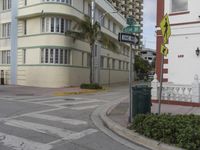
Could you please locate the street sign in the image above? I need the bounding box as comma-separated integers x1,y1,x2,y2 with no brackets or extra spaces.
127,16,135,26
160,44,168,56
118,33,139,45
160,14,171,44
123,25,141,34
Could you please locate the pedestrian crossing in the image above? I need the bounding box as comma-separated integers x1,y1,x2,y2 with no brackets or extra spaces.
0,96,105,150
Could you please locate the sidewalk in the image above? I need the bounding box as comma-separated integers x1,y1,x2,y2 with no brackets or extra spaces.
105,100,200,150
0,85,101,96
109,100,200,128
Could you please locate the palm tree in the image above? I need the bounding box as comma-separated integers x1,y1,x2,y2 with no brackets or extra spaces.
66,15,119,84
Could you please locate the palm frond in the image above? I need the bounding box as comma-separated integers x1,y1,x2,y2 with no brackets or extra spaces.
65,31,86,42
100,33,119,53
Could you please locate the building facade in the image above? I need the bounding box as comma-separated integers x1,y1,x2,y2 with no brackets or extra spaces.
140,48,156,64
0,0,143,87
156,0,200,85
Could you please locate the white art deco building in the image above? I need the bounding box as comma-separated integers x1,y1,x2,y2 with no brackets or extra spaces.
0,0,143,87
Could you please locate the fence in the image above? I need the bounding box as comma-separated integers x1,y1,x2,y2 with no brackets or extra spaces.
151,74,200,103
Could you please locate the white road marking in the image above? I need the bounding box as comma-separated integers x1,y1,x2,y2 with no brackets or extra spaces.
69,105,99,110
0,132,52,150
24,114,87,125
5,120,75,137
5,120,97,140
34,99,66,104
48,129,98,145
54,100,102,106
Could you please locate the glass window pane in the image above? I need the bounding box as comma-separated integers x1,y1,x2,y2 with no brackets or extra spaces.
172,0,188,12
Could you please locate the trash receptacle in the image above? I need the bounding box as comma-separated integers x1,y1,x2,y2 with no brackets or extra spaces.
132,85,151,118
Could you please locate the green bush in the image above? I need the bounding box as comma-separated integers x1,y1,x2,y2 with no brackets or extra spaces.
129,114,200,150
80,83,102,89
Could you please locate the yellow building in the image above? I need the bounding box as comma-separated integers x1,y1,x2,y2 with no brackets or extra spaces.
0,0,143,87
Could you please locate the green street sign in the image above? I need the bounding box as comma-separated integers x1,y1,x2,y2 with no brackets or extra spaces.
123,25,141,33
127,17,135,26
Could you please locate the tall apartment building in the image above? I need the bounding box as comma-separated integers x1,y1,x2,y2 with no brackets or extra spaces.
107,0,143,49
0,0,140,87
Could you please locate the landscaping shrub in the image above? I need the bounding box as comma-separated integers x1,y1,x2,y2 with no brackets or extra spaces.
129,114,200,150
80,83,102,89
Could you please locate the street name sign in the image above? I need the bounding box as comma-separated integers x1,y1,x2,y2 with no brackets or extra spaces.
160,14,171,44
123,25,141,34
118,33,139,45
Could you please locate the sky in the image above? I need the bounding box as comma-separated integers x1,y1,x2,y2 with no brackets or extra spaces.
143,0,157,49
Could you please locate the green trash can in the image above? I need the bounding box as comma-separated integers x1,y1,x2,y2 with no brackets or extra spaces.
132,85,151,119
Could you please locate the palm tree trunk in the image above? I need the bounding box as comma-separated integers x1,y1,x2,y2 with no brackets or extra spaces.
90,44,94,84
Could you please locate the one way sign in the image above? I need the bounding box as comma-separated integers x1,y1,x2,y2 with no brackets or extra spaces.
118,33,139,45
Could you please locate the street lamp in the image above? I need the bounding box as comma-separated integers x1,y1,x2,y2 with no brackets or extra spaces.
196,47,200,56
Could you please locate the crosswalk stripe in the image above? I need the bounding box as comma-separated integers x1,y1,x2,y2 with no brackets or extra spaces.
48,129,98,145
5,120,97,140
69,105,99,110
24,114,87,125
34,99,65,104
0,132,52,150
53,100,102,106
5,120,75,137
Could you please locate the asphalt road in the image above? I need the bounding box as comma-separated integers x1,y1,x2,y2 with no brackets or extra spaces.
0,85,148,150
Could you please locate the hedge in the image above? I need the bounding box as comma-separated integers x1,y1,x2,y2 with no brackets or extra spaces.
129,114,200,150
80,83,102,89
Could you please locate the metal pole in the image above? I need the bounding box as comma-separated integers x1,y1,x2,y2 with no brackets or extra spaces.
11,0,18,84
107,54,111,87
91,0,95,83
158,55,164,114
129,44,133,123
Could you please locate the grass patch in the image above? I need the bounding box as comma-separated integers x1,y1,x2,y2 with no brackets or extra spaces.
129,114,200,150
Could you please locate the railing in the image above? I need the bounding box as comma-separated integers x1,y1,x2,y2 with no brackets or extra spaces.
151,74,200,103
159,84,192,102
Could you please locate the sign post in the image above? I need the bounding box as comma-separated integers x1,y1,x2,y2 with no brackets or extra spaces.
158,14,171,114
118,17,141,122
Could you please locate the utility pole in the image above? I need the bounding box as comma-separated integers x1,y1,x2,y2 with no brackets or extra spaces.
11,0,18,84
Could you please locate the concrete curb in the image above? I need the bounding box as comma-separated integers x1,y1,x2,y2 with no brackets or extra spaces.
100,100,184,150
54,88,107,96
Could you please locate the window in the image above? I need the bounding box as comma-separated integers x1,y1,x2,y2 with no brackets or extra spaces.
23,49,26,64
41,48,71,64
1,23,11,38
87,53,91,67
41,17,71,33
171,0,188,12
0,50,10,64
112,59,115,69
42,0,71,5
113,23,116,33
100,56,104,68
107,57,110,68
119,60,121,70
3,0,11,10
24,20,27,35
108,19,111,30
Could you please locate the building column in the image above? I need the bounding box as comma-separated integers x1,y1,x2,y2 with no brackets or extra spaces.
10,0,18,84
